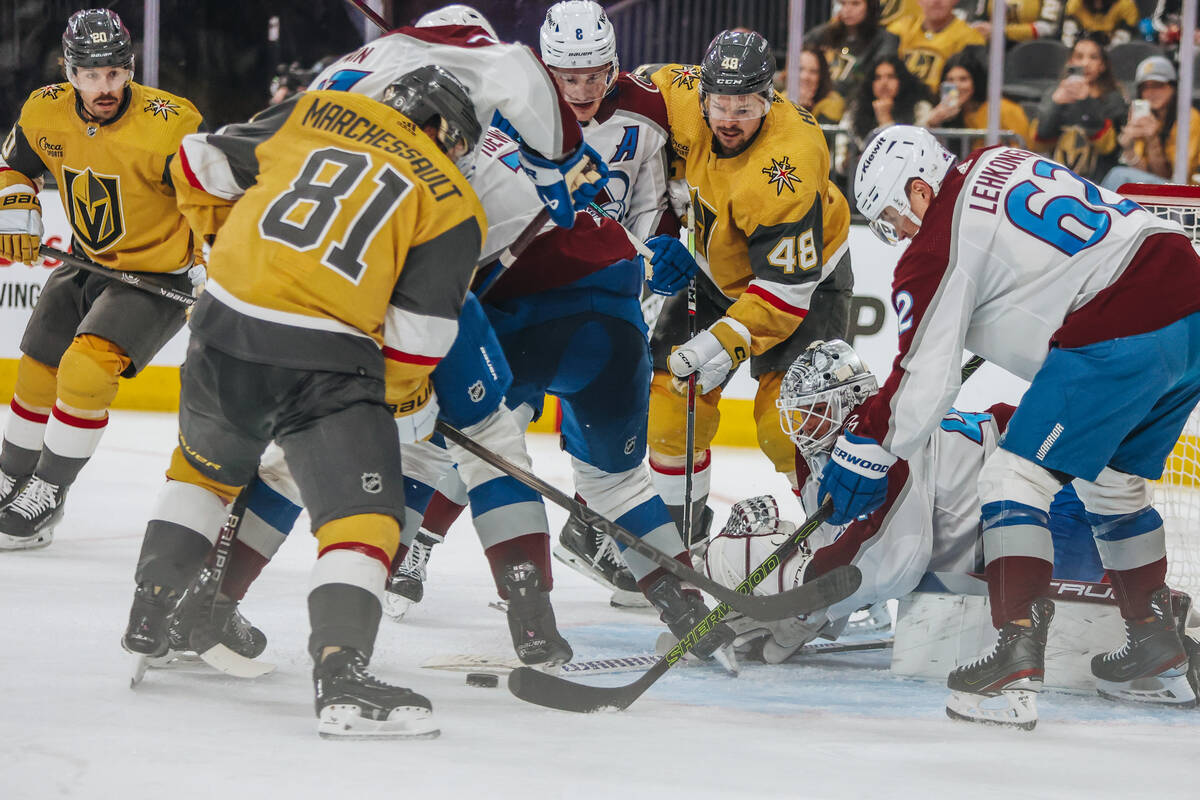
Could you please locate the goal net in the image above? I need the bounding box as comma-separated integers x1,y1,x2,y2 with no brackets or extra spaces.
1120,183,1200,596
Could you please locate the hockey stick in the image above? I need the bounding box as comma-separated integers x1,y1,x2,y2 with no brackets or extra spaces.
682,206,698,548
41,245,196,307
961,354,985,382
436,420,854,621
506,497,858,712
345,0,391,31
168,488,275,678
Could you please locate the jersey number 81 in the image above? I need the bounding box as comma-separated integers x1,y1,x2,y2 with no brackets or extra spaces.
259,147,413,284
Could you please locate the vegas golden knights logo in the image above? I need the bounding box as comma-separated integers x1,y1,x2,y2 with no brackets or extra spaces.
904,50,941,85
60,166,125,252
688,187,718,260
1053,127,1098,180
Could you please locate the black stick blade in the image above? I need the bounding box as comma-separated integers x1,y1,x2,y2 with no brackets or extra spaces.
732,564,862,621
508,660,668,713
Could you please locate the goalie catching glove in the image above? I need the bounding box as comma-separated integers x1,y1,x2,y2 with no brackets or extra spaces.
642,235,698,296
667,316,750,394
819,432,896,525
0,183,43,265
517,141,609,229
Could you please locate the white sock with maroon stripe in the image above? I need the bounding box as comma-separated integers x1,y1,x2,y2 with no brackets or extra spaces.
648,450,712,508
1,400,48,477
38,404,108,486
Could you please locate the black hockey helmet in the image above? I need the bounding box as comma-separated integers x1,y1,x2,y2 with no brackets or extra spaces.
62,9,135,72
381,65,481,168
699,30,775,98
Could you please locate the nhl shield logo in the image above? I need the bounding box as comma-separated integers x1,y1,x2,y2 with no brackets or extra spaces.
361,472,382,494
468,380,486,403
60,166,125,252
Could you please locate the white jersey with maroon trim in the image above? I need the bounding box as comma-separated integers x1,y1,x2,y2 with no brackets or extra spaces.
853,145,1200,460
309,24,581,162
582,73,673,241
708,405,1012,624
468,126,634,299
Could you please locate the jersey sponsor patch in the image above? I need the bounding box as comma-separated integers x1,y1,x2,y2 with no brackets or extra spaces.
60,165,125,252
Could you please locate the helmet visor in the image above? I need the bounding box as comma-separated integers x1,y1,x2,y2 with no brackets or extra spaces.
70,64,132,92
436,116,475,170
549,65,616,104
867,205,908,245
703,92,770,122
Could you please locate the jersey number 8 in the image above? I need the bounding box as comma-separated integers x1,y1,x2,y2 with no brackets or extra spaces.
766,230,818,274
259,147,412,284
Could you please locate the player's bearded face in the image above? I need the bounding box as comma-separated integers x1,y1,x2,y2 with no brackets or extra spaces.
70,66,132,120
705,93,768,152
550,64,616,122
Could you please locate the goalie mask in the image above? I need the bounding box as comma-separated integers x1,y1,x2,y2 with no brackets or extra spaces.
854,125,955,245
777,340,879,457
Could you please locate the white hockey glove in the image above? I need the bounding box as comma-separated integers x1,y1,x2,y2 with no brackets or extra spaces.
0,184,43,265
394,389,439,444
667,316,750,394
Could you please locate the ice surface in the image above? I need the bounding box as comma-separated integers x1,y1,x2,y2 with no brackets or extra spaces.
1,411,1196,799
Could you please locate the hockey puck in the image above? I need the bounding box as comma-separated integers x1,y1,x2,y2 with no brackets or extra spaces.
466,672,499,688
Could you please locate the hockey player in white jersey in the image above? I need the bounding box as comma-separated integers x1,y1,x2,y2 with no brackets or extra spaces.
821,126,1200,727
308,4,609,230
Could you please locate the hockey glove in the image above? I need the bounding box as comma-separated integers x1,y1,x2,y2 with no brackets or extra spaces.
392,381,440,444
517,141,610,229
643,234,698,296
667,316,750,394
0,185,43,265
819,432,896,525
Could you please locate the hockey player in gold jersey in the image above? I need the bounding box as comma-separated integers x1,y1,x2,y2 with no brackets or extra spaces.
646,31,854,540
0,9,203,550
888,0,987,92
122,66,486,739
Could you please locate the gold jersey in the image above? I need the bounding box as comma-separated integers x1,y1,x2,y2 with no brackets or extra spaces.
650,64,850,355
0,81,202,273
888,15,987,91
173,89,486,393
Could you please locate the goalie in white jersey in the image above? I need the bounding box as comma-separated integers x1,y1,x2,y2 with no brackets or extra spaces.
705,340,1110,661
818,126,1200,728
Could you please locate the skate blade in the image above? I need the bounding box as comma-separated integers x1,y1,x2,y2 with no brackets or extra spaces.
130,655,150,688
0,529,53,551
383,592,414,621
197,642,276,678
1095,670,1199,708
317,704,440,740
609,589,652,609
945,689,1038,730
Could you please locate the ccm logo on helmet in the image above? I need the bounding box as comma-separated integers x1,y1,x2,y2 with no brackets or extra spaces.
831,446,890,473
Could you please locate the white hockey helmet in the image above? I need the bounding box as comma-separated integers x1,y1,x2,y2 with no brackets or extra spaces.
777,340,879,457
854,125,955,245
540,1,619,71
415,4,497,39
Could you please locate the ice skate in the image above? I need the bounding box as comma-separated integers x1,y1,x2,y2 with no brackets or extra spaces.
122,583,176,659
847,600,894,635
946,597,1054,731
645,573,736,670
314,648,439,739
0,467,30,511
1091,587,1196,708
553,515,649,608
499,560,573,667
0,476,66,550
384,530,441,620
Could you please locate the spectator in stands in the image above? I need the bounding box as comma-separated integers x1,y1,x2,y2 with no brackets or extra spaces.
879,0,920,26
1032,33,1127,182
795,45,846,124
836,55,932,172
963,0,1066,44
1102,55,1200,188
1062,0,1139,47
924,51,1032,147
804,0,899,101
888,0,986,92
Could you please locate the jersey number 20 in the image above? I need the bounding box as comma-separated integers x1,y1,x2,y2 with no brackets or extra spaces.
259,147,412,283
